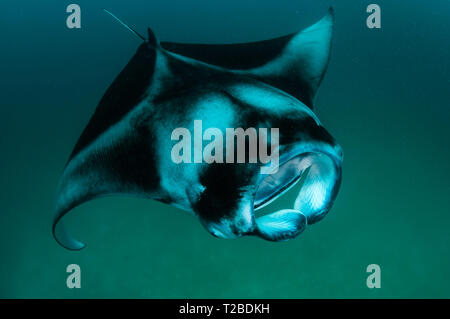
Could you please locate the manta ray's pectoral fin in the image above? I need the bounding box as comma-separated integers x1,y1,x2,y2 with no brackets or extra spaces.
160,8,334,108
246,7,334,108
52,36,162,250
53,118,161,250
52,20,171,250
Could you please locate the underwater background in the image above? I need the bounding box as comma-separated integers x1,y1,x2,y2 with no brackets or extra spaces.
0,0,449,298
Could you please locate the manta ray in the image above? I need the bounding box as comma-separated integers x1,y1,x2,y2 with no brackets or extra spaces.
53,8,343,250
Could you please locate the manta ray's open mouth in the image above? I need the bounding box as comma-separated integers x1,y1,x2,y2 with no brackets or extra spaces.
252,152,342,241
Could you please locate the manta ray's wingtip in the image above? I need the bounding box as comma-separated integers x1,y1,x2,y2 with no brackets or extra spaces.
322,6,335,25
314,7,334,28
327,7,335,25
328,6,335,16
52,221,87,251
52,205,87,251
53,230,87,251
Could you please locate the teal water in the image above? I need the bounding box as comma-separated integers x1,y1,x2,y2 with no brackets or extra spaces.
0,0,449,298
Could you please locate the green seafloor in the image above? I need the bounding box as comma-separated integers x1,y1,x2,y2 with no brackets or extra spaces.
0,0,449,298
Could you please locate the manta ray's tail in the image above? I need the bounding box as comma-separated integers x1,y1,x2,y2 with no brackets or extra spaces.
103,9,159,48
102,9,146,42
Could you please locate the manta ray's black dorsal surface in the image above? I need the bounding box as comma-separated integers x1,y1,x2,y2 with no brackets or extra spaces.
161,8,334,108
54,8,343,250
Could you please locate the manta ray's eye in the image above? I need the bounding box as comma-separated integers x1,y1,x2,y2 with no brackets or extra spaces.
253,152,342,240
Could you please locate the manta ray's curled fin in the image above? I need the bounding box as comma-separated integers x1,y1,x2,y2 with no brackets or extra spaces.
161,7,334,108
255,210,307,241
